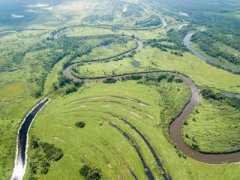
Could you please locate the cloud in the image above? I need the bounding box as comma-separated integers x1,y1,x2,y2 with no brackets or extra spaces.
179,12,190,17
28,3,50,8
11,14,24,18
28,3,53,10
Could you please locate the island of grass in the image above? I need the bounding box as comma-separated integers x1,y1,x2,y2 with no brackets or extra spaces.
183,89,240,153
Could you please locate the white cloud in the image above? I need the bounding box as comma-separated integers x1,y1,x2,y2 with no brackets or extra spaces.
179,12,190,17
27,3,53,10
29,3,50,8
11,14,24,18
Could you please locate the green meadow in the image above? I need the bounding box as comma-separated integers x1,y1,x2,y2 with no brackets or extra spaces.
0,0,240,179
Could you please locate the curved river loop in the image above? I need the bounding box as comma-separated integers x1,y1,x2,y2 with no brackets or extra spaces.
63,37,240,164
11,27,240,179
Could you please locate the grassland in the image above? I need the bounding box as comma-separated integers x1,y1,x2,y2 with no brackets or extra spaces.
183,98,240,153
1,0,240,179
0,30,51,179
70,43,240,93
73,40,137,63
25,80,240,180
135,46,240,93
25,79,191,179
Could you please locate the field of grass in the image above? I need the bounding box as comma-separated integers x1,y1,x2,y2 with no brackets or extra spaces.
1,0,240,179
72,58,142,78
73,40,137,63
71,45,240,94
25,80,189,179
135,46,240,93
183,98,240,153
25,80,240,180
0,30,51,178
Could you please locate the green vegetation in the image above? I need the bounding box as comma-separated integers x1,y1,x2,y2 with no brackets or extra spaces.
28,137,63,179
75,121,86,128
183,97,240,153
103,77,117,84
183,88,240,153
201,88,240,110
25,80,192,179
80,164,102,180
0,0,240,179
146,27,194,56
192,31,240,71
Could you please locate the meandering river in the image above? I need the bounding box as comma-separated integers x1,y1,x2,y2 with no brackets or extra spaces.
11,30,240,180
63,38,240,164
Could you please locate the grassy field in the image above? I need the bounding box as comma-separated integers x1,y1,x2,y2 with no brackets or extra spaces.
183,98,240,153
71,45,240,94
73,40,137,63
0,30,50,179
25,80,190,179
1,0,240,179
135,46,240,93
72,58,142,78
25,80,240,180
0,70,42,179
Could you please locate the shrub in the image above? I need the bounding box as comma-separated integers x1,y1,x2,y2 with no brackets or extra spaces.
131,74,142,80
157,75,167,82
201,89,224,100
174,78,183,83
58,75,72,87
31,138,39,149
167,75,174,83
87,168,102,180
80,165,91,177
40,142,64,161
34,89,42,98
80,164,102,180
65,86,77,94
74,81,81,88
202,88,240,110
103,77,117,83
225,97,240,110
192,142,199,149
40,160,50,174
75,121,86,128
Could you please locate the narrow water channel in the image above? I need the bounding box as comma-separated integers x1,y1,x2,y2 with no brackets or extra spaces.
11,98,49,180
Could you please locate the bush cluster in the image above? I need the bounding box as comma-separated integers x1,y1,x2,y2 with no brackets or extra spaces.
29,138,64,179
201,88,240,110
80,165,102,180
75,121,86,128
53,75,84,95
103,77,117,83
